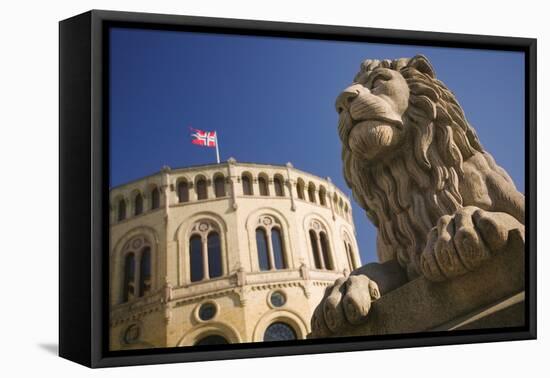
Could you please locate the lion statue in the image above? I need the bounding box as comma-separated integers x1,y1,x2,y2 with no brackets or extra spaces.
310,55,525,337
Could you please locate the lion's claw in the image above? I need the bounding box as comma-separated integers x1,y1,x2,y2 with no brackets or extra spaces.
420,206,524,282
311,275,379,335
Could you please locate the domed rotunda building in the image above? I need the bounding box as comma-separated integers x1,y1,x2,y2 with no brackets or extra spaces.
109,159,361,350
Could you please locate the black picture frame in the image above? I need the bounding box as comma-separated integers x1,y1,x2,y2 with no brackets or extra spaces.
59,9,537,368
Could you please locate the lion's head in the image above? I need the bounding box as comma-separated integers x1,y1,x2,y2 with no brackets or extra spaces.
337,55,485,277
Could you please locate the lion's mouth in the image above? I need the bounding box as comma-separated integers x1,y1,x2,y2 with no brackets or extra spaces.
338,110,403,148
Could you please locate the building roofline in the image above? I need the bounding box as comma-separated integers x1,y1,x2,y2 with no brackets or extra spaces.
110,160,351,200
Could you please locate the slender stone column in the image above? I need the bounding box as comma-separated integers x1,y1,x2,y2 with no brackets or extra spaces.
327,177,336,221
202,237,209,280
227,157,238,210
316,233,325,269
266,229,276,270
285,162,296,211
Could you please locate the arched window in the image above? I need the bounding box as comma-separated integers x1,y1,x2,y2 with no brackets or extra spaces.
320,232,333,270
214,175,226,198
256,228,270,271
263,322,297,342
151,187,160,210
133,193,143,216
196,177,207,200
207,232,222,278
309,220,333,270
139,247,151,296
242,174,253,195
195,335,229,345
319,187,327,206
189,235,203,282
122,253,135,302
178,180,189,203
117,199,126,221
308,183,316,203
120,236,153,303
333,195,339,214
271,228,286,269
258,175,269,196
338,198,344,217
255,215,288,271
274,176,285,197
296,179,305,200
188,220,224,282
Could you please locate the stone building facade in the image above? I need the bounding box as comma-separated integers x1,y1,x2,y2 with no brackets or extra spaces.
109,159,361,350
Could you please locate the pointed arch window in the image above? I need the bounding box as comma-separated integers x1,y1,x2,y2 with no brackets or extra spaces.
117,199,126,221
178,180,189,203
255,215,288,271
134,193,143,216
188,221,224,282
151,187,160,210
196,177,208,200
214,175,226,197
274,176,285,197
308,220,334,270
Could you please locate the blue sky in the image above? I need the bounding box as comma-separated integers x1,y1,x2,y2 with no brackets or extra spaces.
110,27,525,264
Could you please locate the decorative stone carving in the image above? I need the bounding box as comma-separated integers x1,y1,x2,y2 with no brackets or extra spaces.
311,55,525,337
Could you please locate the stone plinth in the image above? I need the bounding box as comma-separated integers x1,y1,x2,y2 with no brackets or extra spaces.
309,239,525,338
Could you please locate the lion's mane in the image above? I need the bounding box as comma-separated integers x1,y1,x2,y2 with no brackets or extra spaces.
341,57,486,278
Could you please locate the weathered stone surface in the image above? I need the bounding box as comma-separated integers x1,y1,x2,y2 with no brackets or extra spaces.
310,241,524,338
311,55,525,337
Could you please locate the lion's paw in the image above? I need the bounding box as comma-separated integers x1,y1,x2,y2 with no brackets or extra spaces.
420,206,524,282
311,275,380,337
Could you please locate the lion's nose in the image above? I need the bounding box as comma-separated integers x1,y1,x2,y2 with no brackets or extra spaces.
335,84,365,114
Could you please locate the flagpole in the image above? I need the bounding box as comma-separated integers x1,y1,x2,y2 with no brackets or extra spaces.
215,131,220,164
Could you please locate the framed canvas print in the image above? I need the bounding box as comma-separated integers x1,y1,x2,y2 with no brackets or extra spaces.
59,10,536,368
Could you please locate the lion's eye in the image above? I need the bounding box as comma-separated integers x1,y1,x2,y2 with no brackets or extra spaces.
371,72,391,88
372,77,387,88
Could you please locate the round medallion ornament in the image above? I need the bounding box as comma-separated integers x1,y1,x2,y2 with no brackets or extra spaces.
312,221,320,230
198,302,217,321
123,324,140,344
132,238,143,249
270,291,286,307
262,217,273,226
198,222,209,232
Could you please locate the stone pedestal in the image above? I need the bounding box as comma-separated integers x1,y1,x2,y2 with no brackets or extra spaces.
309,243,525,338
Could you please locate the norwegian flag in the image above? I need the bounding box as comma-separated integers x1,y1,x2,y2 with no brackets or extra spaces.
190,127,217,148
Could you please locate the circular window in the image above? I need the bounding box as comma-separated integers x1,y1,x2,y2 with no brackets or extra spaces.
270,291,286,307
263,322,297,342
123,324,140,344
195,334,229,346
198,302,217,321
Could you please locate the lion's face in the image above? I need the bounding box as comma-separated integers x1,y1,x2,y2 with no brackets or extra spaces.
336,67,410,161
